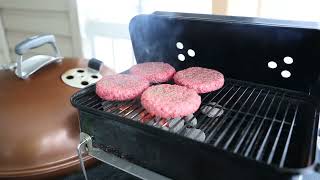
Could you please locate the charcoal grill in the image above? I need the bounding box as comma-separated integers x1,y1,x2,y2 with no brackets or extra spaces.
71,12,320,180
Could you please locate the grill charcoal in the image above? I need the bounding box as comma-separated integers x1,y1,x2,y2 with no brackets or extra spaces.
184,114,197,126
183,128,206,142
201,102,224,118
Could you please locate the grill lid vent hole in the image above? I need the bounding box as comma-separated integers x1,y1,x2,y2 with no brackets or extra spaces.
178,54,185,61
187,49,195,57
284,56,293,64
66,75,74,79
176,42,184,49
281,70,291,78
81,81,89,86
268,61,277,69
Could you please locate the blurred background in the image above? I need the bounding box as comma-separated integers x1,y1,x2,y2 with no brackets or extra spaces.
0,0,319,72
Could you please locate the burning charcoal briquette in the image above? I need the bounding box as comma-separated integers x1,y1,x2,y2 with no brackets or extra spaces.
201,102,224,118
184,128,206,142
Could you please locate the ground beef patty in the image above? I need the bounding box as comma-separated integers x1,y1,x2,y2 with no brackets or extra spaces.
129,62,176,83
96,74,149,101
141,84,201,118
173,67,224,94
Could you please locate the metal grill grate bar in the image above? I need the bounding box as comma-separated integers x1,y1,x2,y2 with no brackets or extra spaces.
244,92,279,156
232,90,271,153
199,86,241,134
190,86,241,140
279,105,299,167
222,108,292,125
121,105,142,118
174,86,232,136
118,101,137,114
205,87,250,143
128,108,145,120
223,89,263,149
267,103,291,163
85,97,101,107
197,86,237,130
211,88,257,146
255,93,286,160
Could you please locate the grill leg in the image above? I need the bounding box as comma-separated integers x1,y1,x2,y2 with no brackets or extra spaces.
291,175,303,180
77,133,93,180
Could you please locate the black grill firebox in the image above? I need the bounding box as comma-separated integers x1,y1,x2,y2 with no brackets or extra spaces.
71,12,320,180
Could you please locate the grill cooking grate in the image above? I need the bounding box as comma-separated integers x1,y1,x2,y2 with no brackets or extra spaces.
75,79,318,168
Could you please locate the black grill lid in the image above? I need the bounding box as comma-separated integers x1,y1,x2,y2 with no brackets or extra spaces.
129,12,320,97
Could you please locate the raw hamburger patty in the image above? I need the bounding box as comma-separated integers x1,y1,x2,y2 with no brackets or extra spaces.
141,84,201,118
96,74,149,101
129,62,176,83
173,67,224,93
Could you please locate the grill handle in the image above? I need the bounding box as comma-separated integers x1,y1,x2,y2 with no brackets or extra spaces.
14,34,62,79
15,34,60,56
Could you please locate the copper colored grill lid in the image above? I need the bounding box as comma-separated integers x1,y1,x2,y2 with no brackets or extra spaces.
0,58,114,178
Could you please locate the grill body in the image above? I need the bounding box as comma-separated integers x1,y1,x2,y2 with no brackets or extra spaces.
71,13,320,180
